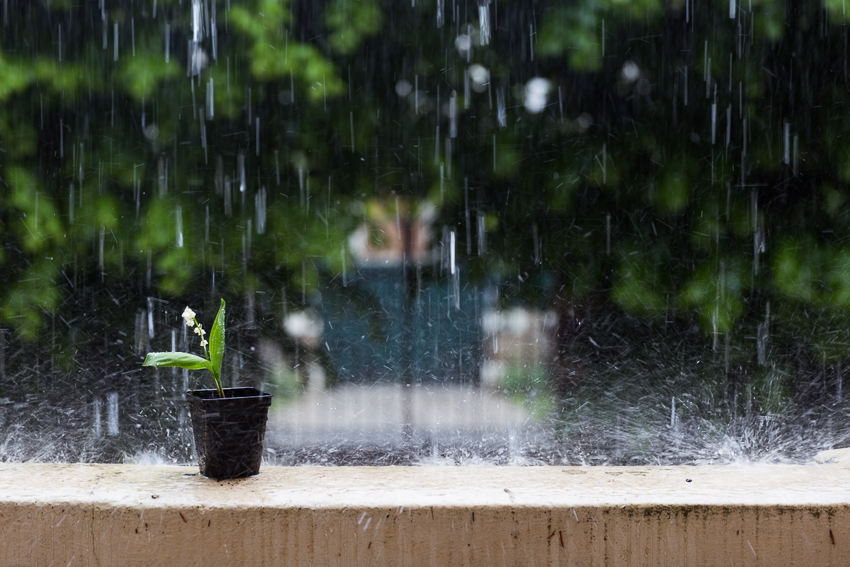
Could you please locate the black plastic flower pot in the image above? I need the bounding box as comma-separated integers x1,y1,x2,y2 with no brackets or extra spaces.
186,387,273,480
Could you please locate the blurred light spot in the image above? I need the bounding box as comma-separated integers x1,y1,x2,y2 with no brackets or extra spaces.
143,124,159,141
523,78,551,114
621,61,640,83
469,64,489,93
455,34,471,56
284,310,323,349
576,113,593,130
395,79,412,97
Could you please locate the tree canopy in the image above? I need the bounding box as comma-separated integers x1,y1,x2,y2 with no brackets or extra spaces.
1,0,849,388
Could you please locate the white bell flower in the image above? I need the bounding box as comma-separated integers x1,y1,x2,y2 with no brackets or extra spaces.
182,306,196,327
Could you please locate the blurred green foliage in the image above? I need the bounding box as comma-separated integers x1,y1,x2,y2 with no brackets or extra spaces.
0,0,847,399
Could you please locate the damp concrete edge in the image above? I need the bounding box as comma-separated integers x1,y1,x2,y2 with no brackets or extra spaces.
2,460,850,566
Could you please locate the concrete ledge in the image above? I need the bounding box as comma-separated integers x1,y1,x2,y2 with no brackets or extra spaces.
2,461,850,566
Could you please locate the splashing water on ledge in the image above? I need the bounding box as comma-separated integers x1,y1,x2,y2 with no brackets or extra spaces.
2,355,848,467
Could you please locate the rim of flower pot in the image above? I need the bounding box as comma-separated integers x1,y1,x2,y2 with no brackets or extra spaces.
186,387,273,401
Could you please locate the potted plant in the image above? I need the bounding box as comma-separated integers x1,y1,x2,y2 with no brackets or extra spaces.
143,299,273,479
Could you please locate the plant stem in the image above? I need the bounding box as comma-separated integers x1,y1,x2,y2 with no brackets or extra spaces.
193,317,209,360
193,316,223,397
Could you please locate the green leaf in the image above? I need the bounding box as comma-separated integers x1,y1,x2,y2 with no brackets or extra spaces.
652,163,690,215
0,48,32,102
143,352,210,370
209,299,226,382
325,0,383,55
116,52,182,102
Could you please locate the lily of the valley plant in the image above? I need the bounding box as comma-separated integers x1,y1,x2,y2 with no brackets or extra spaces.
143,299,226,398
